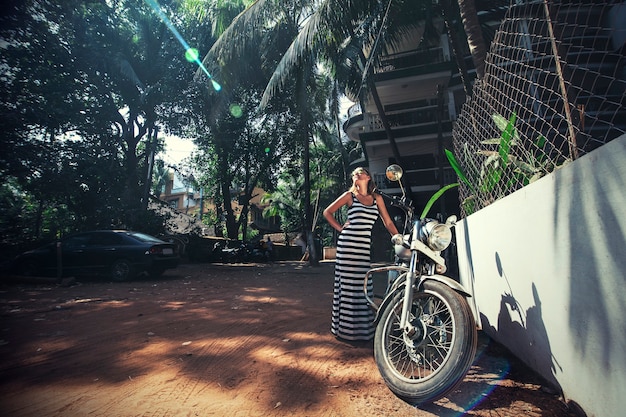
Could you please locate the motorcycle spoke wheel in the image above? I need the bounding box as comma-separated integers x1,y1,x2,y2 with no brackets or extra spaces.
385,292,454,381
374,280,477,404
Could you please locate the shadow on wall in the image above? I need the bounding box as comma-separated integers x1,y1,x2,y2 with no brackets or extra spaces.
560,144,626,368
479,253,561,394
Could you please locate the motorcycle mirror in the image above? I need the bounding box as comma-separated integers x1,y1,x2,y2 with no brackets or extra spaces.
386,164,403,182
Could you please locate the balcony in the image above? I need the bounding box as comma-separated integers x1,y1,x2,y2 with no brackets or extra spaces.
345,104,455,142
375,47,447,74
373,166,457,193
368,106,450,130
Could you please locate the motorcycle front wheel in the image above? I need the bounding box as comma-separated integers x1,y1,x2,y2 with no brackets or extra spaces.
374,279,477,405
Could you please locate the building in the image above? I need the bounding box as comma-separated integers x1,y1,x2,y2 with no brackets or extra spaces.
158,170,279,237
342,4,507,261
162,171,200,215
343,4,508,220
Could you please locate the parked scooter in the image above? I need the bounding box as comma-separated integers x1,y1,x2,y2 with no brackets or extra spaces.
211,239,270,263
211,240,246,263
366,164,477,404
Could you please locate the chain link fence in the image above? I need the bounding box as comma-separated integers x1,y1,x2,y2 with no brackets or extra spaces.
452,0,626,217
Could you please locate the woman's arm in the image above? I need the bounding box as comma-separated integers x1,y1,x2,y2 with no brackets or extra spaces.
323,191,352,232
376,194,399,236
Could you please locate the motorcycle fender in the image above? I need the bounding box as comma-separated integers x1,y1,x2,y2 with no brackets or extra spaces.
423,274,473,298
373,274,472,324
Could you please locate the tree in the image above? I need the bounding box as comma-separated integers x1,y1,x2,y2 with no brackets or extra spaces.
0,0,197,242
457,0,487,80
261,172,306,236
179,0,489,247
200,0,378,264
173,1,307,242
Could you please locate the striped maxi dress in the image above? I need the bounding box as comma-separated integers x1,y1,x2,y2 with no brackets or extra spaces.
331,193,379,341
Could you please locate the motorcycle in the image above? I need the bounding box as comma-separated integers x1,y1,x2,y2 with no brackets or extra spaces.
211,240,270,263
211,240,247,263
365,164,477,404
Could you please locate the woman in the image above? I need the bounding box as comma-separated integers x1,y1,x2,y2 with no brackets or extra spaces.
323,167,399,342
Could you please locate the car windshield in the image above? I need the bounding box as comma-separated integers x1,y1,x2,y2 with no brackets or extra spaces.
128,232,163,243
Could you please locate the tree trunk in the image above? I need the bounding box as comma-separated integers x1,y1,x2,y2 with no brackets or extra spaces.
297,69,319,266
216,134,238,239
143,125,158,210
357,48,403,166
457,0,487,80
440,0,474,97
332,82,351,185
222,178,237,239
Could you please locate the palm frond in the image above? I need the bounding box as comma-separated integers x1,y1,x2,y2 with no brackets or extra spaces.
115,54,145,91
200,0,273,68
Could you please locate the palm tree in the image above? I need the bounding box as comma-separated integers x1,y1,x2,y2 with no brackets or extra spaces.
198,0,322,263
457,0,488,80
198,0,497,261
199,0,440,263
261,174,306,236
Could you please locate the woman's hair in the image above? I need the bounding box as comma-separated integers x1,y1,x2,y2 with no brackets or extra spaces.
349,167,377,195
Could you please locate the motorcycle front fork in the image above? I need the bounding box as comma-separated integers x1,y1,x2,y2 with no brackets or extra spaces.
399,253,421,337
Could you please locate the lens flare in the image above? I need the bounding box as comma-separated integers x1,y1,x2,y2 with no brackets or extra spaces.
229,104,243,118
185,48,199,63
459,349,512,414
145,0,221,91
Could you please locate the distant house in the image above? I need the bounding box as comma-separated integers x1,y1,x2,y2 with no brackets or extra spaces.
161,171,197,213
157,170,279,236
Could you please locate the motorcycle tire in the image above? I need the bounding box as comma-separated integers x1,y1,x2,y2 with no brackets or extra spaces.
374,279,477,405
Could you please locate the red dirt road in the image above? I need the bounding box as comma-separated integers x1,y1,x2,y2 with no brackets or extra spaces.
0,261,578,417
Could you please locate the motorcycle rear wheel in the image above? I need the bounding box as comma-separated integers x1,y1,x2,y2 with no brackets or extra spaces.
374,280,477,405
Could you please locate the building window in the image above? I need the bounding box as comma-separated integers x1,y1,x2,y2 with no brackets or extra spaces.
169,199,178,209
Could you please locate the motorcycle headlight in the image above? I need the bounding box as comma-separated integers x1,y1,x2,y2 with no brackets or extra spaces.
421,221,452,251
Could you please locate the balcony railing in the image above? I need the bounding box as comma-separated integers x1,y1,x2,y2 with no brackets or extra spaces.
374,167,456,191
376,47,447,74
368,106,450,130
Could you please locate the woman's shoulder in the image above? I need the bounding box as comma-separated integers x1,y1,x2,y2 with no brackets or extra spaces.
331,191,353,204
342,191,357,205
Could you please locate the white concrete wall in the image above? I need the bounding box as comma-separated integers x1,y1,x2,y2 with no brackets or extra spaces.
456,135,626,417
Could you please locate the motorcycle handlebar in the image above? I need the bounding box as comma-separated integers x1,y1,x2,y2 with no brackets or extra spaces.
375,188,411,211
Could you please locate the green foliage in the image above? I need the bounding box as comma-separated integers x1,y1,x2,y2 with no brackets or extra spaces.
0,180,39,247
261,174,306,234
444,112,570,215
0,0,195,248
0,0,363,254
480,112,516,193
442,112,519,214
201,209,220,227
445,149,475,193
420,182,460,220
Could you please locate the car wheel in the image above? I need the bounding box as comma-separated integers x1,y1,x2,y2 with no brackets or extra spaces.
110,259,133,282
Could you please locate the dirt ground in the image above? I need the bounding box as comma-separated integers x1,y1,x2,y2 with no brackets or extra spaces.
0,261,581,417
